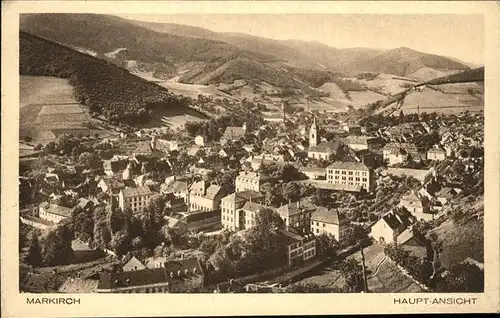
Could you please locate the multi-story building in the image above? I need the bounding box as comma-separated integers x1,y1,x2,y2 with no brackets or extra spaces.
383,142,420,165
427,145,447,161
118,186,153,214
188,180,226,212
310,207,349,242
308,141,344,161
220,123,247,145
220,190,264,231
346,136,381,151
276,199,317,233
241,201,268,230
326,162,372,191
277,229,316,267
97,258,204,293
38,202,72,224
235,171,269,192
97,177,125,194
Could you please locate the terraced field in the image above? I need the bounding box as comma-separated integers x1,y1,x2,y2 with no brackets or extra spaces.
20,76,108,143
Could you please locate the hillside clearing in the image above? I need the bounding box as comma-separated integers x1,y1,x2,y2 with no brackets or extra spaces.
427,218,484,269
349,90,386,107
20,76,77,108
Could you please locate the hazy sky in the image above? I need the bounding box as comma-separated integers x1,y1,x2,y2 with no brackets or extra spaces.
118,14,484,65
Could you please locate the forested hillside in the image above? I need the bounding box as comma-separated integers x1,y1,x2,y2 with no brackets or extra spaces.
20,31,190,125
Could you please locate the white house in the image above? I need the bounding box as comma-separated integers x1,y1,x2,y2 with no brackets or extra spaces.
194,135,205,146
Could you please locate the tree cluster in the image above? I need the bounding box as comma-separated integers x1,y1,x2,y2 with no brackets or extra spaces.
384,243,433,286
208,209,288,281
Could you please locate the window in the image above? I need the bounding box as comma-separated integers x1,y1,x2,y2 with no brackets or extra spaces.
348,171,353,175
316,228,319,233
323,223,325,227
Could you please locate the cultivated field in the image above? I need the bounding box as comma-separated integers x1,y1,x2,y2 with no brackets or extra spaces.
348,90,386,107
20,76,110,144
20,76,77,108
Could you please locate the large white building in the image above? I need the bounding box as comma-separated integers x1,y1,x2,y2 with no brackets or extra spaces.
188,180,225,212
235,171,268,192
118,186,153,214
38,202,72,224
221,191,266,231
326,162,372,191
310,207,349,242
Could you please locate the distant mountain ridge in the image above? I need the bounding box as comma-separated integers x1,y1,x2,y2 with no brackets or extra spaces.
127,18,472,75
20,14,473,95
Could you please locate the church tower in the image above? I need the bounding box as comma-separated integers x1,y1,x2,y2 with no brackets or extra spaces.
309,117,319,147
281,100,286,123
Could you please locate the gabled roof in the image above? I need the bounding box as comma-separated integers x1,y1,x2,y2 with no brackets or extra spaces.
145,256,167,269
222,127,246,140
121,186,153,198
205,185,222,200
277,228,304,245
401,191,421,203
327,161,369,171
97,268,167,290
40,203,72,218
242,201,265,213
309,141,343,154
277,199,317,217
122,257,146,272
98,177,125,189
381,212,402,230
311,207,347,225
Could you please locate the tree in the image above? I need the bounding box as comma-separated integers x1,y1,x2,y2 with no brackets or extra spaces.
436,263,484,292
316,233,338,257
78,152,102,170
108,207,126,235
282,182,301,203
452,160,466,175
110,230,131,257
93,206,111,249
41,223,74,266
24,233,43,267
338,259,365,292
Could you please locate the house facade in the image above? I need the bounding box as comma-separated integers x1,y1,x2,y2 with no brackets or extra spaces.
277,199,317,233
427,146,447,161
38,202,72,224
277,229,316,267
346,136,380,151
118,186,153,214
235,171,268,192
310,207,349,241
188,181,225,212
97,258,204,293
221,193,247,231
326,162,372,191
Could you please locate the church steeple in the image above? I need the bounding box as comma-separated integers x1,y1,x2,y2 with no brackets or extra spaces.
309,116,319,147
281,100,286,122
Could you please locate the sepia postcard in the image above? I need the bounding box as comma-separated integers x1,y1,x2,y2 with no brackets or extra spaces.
2,1,499,316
